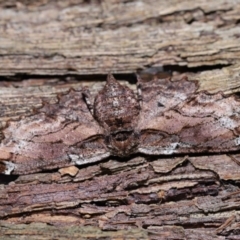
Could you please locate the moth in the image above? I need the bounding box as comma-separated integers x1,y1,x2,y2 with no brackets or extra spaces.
1,74,240,175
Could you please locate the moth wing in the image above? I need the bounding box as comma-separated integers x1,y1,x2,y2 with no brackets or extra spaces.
0,89,109,175
137,77,240,155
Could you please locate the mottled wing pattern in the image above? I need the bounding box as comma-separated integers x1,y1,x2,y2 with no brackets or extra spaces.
0,89,109,174
137,77,240,155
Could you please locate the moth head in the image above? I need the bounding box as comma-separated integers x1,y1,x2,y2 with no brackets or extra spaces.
107,130,139,157
93,74,140,132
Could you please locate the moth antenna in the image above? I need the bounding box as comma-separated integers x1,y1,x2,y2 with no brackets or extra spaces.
82,90,94,115
135,73,143,107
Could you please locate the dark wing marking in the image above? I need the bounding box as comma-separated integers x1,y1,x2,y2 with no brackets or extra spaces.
0,89,109,175
137,77,240,155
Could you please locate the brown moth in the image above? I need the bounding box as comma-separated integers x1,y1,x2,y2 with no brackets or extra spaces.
1,74,240,175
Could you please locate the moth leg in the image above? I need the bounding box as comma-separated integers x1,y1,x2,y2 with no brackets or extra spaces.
0,161,15,175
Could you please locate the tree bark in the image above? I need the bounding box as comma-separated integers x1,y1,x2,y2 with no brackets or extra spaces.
1,0,240,239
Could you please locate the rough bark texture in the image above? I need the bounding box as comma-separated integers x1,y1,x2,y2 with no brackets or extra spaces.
1,0,240,239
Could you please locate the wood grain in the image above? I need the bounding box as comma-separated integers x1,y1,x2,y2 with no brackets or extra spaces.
1,0,240,239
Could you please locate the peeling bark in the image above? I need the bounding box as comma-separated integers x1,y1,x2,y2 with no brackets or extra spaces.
1,0,240,239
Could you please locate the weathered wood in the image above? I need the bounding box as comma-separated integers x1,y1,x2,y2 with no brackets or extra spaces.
1,0,240,239
0,222,149,240
1,155,240,238
0,0,239,76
